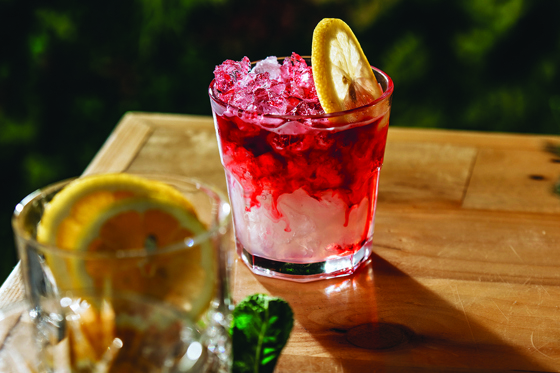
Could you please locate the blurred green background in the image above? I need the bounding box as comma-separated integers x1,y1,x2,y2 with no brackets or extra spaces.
1,0,560,283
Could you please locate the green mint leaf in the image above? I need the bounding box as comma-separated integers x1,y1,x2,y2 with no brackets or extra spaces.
231,294,294,373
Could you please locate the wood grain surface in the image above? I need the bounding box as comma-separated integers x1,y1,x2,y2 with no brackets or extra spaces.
2,112,560,372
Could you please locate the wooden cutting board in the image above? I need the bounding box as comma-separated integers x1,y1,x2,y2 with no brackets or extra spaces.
3,112,560,372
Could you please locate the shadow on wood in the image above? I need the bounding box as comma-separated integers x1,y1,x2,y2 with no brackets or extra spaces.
250,253,554,372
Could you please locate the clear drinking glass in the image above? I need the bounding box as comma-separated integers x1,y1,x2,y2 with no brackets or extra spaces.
12,174,233,372
209,58,393,282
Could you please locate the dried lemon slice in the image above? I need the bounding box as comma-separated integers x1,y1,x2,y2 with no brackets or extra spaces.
312,18,383,113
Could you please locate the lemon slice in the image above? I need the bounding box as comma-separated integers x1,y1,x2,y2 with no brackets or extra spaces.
75,197,215,318
36,173,215,319
312,18,383,113
37,173,194,248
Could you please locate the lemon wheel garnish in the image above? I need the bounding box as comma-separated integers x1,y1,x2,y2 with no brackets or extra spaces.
36,173,215,319
312,18,383,113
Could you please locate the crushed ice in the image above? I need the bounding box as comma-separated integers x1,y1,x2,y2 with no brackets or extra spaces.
251,56,281,80
212,53,324,116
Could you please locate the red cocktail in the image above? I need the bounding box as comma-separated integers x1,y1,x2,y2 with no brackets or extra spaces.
209,54,393,281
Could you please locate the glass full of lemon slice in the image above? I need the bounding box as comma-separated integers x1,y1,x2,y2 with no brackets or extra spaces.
12,173,232,372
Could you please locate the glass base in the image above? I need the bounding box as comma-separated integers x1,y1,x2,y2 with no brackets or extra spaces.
238,239,373,282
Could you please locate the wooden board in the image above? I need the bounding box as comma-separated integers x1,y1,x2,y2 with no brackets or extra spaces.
2,112,560,372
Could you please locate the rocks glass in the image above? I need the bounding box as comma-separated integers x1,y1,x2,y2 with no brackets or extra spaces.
209,58,393,282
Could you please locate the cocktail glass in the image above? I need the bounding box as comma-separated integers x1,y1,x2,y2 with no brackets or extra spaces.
209,58,393,282
12,174,233,372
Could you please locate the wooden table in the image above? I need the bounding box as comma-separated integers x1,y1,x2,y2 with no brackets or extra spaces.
2,112,560,372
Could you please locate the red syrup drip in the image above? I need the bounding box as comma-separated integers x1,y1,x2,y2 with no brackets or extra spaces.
214,111,389,247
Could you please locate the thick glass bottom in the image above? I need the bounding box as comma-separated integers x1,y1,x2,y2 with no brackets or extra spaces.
238,239,373,282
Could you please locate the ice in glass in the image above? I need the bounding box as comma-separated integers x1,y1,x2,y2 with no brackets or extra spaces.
209,54,393,281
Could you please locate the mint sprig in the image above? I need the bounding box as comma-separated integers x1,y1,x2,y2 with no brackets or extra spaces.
231,294,294,373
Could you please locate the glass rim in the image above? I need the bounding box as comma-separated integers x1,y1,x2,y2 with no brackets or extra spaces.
208,55,394,122
12,173,231,260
